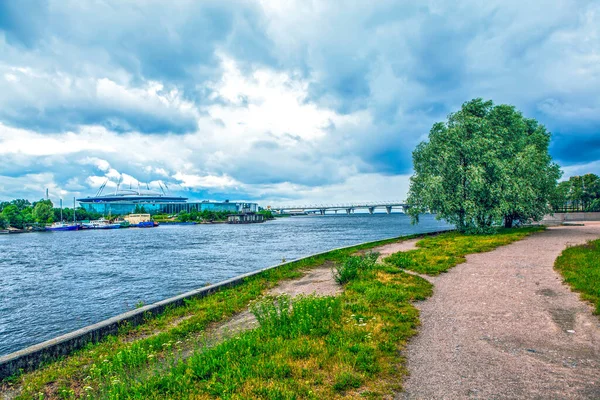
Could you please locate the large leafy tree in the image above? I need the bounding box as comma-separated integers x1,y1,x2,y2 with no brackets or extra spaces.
33,199,55,223
1,205,24,229
408,98,561,232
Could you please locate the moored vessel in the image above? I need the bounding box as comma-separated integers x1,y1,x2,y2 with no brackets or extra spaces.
46,223,79,232
82,218,121,229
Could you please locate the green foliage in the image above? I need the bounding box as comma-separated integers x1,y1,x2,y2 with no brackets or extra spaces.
333,371,363,392
408,98,561,232
6,231,537,398
33,200,54,223
251,295,342,338
178,211,191,222
0,205,24,229
133,204,148,214
258,209,275,219
551,174,600,212
385,227,543,275
555,239,600,314
333,252,379,284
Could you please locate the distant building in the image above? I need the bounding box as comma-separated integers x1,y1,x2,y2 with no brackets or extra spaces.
227,213,265,224
77,190,258,216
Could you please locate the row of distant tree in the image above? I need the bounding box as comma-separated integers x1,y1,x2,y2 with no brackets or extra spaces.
550,173,600,212
0,199,103,229
0,200,277,229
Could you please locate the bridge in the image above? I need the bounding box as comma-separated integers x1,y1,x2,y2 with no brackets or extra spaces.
269,201,408,215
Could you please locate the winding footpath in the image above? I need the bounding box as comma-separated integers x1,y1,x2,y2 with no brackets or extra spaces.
398,223,600,400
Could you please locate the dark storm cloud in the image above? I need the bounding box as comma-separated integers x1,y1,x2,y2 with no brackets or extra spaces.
1,0,599,201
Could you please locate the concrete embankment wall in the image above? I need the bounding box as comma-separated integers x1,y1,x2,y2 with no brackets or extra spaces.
0,232,445,380
542,212,600,225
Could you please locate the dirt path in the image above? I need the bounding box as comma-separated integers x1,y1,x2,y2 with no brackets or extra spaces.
374,239,420,259
398,223,600,400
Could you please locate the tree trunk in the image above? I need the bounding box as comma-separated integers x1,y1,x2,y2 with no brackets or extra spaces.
504,215,513,228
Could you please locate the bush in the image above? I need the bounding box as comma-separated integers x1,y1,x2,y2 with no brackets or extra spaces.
333,252,379,284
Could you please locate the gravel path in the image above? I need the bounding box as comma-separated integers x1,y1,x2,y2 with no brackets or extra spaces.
398,223,600,400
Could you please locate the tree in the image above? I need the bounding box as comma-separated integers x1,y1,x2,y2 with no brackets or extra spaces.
0,215,8,229
551,174,600,211
10,199,31,211
33,199,54,223
1,205,24,229
133,204,148,214
408,98,561,232
178,212,191,222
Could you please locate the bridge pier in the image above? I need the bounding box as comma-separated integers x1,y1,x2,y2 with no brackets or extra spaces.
368,207,375,215
346,208,353,215
385,206,392,214
320,209,326,215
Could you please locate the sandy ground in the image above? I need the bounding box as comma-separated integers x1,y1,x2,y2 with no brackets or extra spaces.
397,223,600,400
374,239,420,260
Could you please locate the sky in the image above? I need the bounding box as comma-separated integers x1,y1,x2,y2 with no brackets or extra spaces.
0,0,599,206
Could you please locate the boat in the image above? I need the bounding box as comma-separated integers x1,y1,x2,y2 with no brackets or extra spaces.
131,221,156,228
123,213,158,228
46,222,79,232
112,217,130,228
46,198,80,231
82,218,121,229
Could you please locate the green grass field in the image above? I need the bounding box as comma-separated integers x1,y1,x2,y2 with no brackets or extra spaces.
555,239,600,315
1,228,542,399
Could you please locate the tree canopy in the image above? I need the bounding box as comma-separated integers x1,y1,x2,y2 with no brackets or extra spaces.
0,198,102,229
407,98,561,232
551,174,600,212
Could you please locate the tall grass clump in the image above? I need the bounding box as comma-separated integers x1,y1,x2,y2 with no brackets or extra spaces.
251,295,342,338
333,252,379,284
555,239,600,314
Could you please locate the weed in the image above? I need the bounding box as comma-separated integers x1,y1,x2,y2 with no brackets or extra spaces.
333,252,379,284
333,371,362,392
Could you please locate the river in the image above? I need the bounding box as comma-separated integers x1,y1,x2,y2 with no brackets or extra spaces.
0,213,451,356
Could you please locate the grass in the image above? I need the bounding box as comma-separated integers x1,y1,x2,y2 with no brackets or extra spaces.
1,228,541,399
555,239,600,315
333,252,378,284
384,227,544,275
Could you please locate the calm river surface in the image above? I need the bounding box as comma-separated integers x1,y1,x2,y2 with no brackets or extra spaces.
0,213,451,356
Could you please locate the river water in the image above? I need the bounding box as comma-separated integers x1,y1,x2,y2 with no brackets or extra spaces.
0,213,451,356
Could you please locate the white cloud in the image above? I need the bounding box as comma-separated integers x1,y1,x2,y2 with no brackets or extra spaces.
173,172,240,189
206,55,358,142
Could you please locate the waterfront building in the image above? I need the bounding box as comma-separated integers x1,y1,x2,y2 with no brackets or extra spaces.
77,190,258,216
227,213,265,224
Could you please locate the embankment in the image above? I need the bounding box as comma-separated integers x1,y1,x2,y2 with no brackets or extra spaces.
0,232,445,381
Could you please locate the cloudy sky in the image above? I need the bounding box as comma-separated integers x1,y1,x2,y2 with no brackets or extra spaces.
0,0,598,206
